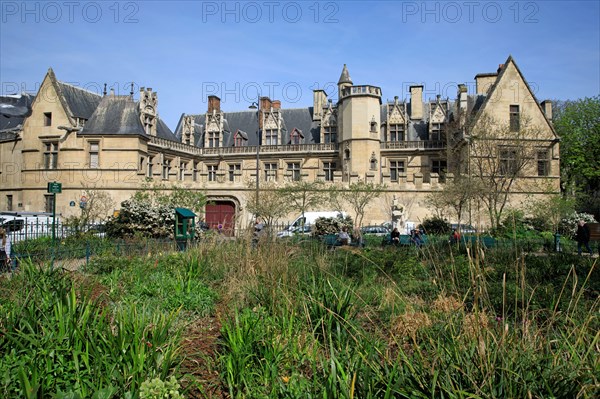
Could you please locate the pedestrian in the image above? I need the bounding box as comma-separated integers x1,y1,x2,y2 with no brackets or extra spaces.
449,228,460,244
0,228,11,272
575,220,593,256
252,217,264,248
337,226,350,246
390,227,400,245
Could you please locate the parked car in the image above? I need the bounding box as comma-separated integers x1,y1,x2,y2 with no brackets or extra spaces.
360,225,390,236
451,223,477,234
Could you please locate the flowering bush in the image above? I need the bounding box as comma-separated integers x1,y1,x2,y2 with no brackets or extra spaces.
559,212,597,236
314,215,354,235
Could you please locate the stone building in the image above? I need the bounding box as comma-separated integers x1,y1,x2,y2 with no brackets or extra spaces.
0,56,560,231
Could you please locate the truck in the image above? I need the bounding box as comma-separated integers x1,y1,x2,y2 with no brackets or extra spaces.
276,211,347,238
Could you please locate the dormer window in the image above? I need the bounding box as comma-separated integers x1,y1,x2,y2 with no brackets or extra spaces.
290,128,303,145
208,131,220,148
233,130,248,147
390,124,405,141
265,129,278,145
324,126,337,143
431,123,443,141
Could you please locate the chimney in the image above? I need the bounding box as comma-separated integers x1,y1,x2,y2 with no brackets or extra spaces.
458,84,468,125
208,95,221,113
475,73,497,95
260,96,272,111
541,100,553,121
409,85,423,120
312,90,327,121
272,100,281,109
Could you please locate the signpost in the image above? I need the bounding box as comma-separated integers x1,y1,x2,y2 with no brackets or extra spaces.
47,182,61,264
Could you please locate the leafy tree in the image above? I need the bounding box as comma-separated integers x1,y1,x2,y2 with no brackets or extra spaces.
527,194,576,233
421,216,451,235
553,96,600,218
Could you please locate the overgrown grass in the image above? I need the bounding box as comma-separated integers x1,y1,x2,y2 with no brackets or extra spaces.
1,236,598,398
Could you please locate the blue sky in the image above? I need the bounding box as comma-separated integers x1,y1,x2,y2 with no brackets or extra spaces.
1,0,599,129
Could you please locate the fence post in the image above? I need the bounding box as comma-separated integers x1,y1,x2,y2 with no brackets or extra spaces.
86,241,91,268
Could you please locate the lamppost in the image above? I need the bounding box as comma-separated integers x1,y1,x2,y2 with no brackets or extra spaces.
248,100,260,213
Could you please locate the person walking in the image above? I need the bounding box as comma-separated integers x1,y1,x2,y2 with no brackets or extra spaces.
252,217,264,248
0,228,12,272
575,220,593,256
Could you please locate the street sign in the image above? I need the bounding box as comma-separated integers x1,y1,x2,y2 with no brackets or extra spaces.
47,182,62,194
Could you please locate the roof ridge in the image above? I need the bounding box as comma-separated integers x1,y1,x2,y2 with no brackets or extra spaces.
57,80,102,97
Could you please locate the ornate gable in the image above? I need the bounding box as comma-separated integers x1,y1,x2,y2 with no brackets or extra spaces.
430,98,447,124
263,111,280,130
388,102,406,125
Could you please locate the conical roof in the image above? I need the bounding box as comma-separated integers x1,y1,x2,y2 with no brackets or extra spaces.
338,64,353,85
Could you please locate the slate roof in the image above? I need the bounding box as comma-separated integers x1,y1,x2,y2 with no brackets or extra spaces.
0,93,34,132
80,95,178,141
55,81,102,119
174,108,320,147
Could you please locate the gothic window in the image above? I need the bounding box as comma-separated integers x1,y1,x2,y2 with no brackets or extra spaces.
290,130,302,145
208,131,220,148
389,160,405,182
324,126,337,144
234,135,244,147
147,156,153,178
162,158,172,180
537,150,549,176
510,105,520,132
43,141,58,169
389,124,405,141
499,148,518,176
89,142,99,169
323,162,336,181
208,164,218,182
180,162,186,181
264,162,277,181
431,123,443,141
287,162,301,181
265,129,278,145
193,162,199,182
44,194,54,213
431,159,447,182
229,163,241,182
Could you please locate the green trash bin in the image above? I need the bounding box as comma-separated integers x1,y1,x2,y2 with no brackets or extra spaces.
174,208,196,251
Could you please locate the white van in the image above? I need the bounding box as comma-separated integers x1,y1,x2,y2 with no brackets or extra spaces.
0,211,61,242
277,211,347,238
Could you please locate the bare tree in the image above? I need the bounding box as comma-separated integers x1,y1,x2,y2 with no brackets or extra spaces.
245,181,289,227
277,180,328,226
467,114,548,230
329,180,386,228
426,175,481,225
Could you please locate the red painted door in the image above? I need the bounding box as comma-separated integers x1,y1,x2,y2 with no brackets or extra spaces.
205,201,236,236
